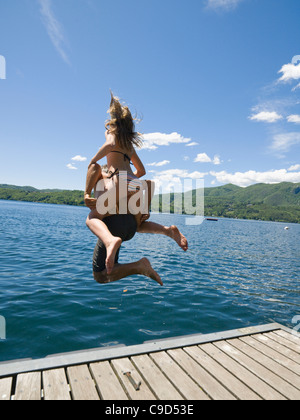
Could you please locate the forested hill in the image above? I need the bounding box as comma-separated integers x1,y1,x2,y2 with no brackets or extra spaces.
203,182,300,223
150,182,300,223
0,184,85,207
0,182,299,223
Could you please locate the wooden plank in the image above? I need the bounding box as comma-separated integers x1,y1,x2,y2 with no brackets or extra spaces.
111,357,156,400
43,369,71,400
237,337,300,390
0,324,284,378
266,332,300,354
248,335,300,375
67,365,99,400
90,361,128,400
167,348,236,400
201,342,283,400
0,377,12,400
215,341,288,400
151,351,210,400
274,330,300,346
14,372,41,400
258,333,299,363
1,325,299,402
131,354,184,400
184,345,261,400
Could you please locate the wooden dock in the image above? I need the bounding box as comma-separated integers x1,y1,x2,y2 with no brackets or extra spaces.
0,323,299,400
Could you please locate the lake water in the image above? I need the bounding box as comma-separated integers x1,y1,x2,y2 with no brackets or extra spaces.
0,200,299,362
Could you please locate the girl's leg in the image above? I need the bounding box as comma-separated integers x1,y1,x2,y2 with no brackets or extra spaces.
84,163,102,209
86,210,122,275
138,221,188,252
85,164,122,274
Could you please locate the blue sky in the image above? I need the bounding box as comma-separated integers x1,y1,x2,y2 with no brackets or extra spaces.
1,0,300,191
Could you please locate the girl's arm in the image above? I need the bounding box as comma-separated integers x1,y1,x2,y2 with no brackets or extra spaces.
84,133,115,210
90,132,115,165
131,150,146,178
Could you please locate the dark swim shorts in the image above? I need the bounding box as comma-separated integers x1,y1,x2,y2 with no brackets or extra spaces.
93,214,137,273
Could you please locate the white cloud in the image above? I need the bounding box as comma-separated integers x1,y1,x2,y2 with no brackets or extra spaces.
147,160,170,167
186,142,199,147
38,0,70,65
278,62,300,83
249,111,283,123
194,153,211,163
287,114,300,124
249,56,300,157
292,55,300,65
66,163,77,170
194,153,221,165
150,168,207,193
206,0,245,10
292,83,300,92
289,164,300,171
71,155,87,162
153,169,207,181
271,132,300,152
142,132,191,150
210,168,300,187
213,155,221,165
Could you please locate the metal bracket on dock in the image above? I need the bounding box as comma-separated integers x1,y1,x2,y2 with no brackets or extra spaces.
123,371,141,391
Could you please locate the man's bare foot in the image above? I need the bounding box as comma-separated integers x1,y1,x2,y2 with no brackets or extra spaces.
168,226,188,251
139,258,163,286
106,237,122,275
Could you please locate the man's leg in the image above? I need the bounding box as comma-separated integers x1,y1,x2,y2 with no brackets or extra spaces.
93,258,163,286
137,221,188,252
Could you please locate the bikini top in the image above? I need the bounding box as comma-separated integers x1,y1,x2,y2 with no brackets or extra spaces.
107,151,133,179
109,151,132,164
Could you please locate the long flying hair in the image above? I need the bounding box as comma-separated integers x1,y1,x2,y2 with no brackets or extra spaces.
105,92,143,150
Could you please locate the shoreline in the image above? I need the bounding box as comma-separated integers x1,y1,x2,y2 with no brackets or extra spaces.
1,181,299,224
0,198,299,226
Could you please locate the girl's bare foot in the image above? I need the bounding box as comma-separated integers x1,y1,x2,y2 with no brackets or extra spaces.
168,226,188,251
140,213,150,223
106,237,122,275
139,258,163,286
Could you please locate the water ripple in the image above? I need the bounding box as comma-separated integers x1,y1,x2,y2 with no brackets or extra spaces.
0,201,299,361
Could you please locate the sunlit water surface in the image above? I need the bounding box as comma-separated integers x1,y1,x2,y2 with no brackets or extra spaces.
0,200,299,361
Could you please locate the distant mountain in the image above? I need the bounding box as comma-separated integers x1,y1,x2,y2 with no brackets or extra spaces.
0,184,64,193
151,182,300,224
0,182,299,223
0,184,38,192
0,184,84,207
204,182,300,206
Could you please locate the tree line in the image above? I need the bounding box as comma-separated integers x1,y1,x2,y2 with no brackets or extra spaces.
0,182,299,224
